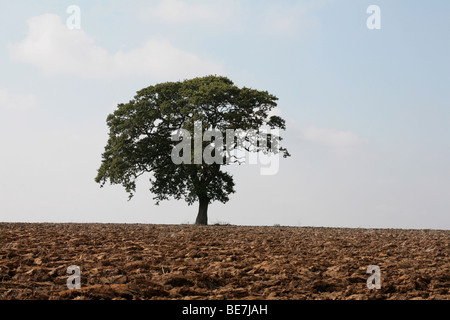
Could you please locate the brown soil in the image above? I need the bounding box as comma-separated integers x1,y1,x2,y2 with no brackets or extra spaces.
0,223,448,300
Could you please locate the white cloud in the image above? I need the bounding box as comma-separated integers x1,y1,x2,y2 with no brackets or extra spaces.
140,1,319,38
8,14,224,79
302,125,367,148
141,0,239,25
0,89,37,110
268,106,282,118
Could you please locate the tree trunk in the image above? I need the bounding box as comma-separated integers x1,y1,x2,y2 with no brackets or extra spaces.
195,197,209,225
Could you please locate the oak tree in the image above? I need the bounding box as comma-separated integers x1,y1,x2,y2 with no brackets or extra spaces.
95,75,290,225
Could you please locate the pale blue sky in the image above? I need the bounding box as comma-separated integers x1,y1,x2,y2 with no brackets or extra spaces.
0,1,449,229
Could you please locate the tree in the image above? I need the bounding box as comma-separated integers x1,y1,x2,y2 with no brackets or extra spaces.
95,75,290,225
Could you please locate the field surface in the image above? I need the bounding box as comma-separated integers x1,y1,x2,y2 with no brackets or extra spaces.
0,223,448,300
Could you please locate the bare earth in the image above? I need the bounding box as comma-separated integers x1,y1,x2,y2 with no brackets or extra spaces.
0,223,448,300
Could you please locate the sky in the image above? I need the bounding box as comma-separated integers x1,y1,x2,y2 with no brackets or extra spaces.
0,0,449,229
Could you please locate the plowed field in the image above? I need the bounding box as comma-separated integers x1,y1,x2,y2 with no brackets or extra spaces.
0,223,448,300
